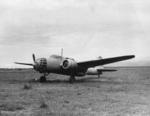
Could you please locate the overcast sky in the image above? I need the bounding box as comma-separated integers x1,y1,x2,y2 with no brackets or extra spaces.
0,0,150,67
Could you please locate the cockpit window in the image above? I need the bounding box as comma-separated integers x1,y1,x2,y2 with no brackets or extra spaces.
51,55,75,61
51,55,62,59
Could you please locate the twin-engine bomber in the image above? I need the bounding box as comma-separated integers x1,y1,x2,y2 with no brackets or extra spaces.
15,50,135,83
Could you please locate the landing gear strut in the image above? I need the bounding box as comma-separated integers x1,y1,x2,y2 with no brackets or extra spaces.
98,74,100,78
69,75,76,83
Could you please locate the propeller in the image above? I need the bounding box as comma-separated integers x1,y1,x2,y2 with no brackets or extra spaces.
15,54,47,73
15,53,36,66
32,54,35,63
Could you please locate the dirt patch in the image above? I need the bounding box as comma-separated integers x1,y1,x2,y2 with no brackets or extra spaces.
0,103,24,111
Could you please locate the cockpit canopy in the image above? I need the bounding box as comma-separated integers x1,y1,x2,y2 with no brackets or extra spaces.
50,55,62,59
50,55,75,61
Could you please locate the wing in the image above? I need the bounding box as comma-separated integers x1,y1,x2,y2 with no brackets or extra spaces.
77,55,135,68
15,62,33,66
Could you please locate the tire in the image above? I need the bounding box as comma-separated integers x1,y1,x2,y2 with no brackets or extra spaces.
40,76,46,82
69,76,75,83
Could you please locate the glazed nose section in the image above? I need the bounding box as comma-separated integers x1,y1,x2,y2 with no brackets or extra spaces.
34,58,47,73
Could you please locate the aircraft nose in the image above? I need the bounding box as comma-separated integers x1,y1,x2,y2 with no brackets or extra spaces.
33,58,47,73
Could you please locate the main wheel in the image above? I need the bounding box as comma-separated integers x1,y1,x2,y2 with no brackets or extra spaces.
98,74,100,78
69,76,76,83
40,76,46,82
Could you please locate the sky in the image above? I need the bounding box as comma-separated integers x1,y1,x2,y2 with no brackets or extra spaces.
0,0,150,68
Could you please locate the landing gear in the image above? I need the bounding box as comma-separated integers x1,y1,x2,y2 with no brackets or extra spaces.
69,75,76,83
39,73,49,82
98,74,100,78
40,76,46,82
98,71,102,78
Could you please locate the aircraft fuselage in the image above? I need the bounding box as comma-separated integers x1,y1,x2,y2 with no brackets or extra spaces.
35,55,96,76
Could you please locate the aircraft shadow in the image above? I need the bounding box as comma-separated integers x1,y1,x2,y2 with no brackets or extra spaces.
29,76,123,85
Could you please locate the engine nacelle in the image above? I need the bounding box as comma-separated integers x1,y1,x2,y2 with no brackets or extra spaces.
61,59,77,70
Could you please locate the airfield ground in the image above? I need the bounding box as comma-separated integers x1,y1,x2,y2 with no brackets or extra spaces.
0,67,150,116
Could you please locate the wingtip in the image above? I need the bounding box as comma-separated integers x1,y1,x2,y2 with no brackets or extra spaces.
130,55,135,58
124,55,135,59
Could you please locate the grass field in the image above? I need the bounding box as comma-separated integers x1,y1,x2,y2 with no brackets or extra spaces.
0,67,150,116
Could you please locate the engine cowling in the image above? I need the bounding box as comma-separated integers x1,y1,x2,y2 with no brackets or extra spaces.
34,58,47,73
61,59,77,70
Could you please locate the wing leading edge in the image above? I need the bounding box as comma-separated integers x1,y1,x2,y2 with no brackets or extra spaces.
78,55,135,68
14,62,34,66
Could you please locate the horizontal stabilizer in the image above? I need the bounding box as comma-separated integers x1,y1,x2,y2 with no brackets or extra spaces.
97,69,117,72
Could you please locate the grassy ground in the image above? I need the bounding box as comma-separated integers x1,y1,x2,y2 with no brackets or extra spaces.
0,67,150,116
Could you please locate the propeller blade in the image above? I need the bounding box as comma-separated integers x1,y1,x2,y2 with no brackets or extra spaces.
32,54,35,62
15,62,34,66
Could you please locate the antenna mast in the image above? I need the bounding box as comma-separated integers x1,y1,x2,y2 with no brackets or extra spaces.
61,48,63,58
